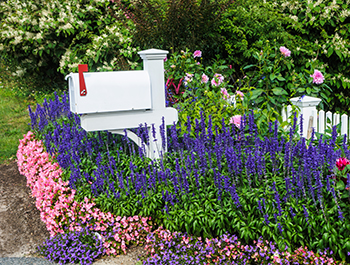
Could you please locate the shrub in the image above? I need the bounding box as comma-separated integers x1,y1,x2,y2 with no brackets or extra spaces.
275,0,350,112
0,0,139,93
219,0,350,112
121,0,233,61
238,41,332,113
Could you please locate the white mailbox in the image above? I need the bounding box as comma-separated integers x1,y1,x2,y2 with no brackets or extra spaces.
67,71,151,114
66,48,178,159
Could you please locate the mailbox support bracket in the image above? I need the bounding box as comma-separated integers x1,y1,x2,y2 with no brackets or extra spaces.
108,129,150,156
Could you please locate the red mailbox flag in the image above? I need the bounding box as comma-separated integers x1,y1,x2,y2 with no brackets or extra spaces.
78,64,88,96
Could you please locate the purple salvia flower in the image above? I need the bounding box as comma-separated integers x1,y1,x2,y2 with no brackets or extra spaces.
289,207,295,221
160,116,166,151
302,205,310,225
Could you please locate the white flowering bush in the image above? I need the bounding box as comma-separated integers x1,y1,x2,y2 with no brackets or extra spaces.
0,0,139,92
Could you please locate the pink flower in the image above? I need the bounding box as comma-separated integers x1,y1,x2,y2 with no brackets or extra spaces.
310,69,325,84
193,50,202,58
336,157,350,171
279,46,291,57
236,91,244,99
211,73,224,87
230,115,242,128
201,74,209,83
221,88,230,100
184,73,193,86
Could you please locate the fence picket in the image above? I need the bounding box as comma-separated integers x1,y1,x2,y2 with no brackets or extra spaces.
326,111,333,134
341,114,348,136
282,96,349,137
334,113,340,127
319,110,325,134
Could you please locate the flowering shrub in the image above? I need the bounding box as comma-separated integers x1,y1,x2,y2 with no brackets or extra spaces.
219,0,350,112
238,41,331,123
17,131,153,258
0,0,139,92
164,49,234,105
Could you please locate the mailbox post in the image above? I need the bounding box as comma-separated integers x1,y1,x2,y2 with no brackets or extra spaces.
66,48,178,159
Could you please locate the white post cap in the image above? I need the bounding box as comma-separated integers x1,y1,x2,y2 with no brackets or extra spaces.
138,49,169,60
290,95,321,108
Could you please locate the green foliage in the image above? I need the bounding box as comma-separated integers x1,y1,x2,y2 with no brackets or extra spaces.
275,0,350,112
164,48,234,105
239,40,332,114
176,90,237,137
219,0,350,112
124,0,233,60
0,0,139,93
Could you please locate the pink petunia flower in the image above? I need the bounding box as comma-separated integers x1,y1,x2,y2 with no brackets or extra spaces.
211,73,224,87
336,157,350,171
279,46,291,57
193,50,202,58
230,115,242,128
201,73,209,84
310,69,325,84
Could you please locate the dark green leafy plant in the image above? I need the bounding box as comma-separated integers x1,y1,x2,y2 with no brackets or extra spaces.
122,0,233,61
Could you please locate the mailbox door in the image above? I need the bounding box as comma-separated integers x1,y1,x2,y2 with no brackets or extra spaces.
70,70,152,114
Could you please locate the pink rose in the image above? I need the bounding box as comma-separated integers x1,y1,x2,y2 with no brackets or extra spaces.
221,87,230,100
193,50,202,58
310,69,325,85
279,46,291,57
211,73,224,87
201,73,209,84
230,115,242,128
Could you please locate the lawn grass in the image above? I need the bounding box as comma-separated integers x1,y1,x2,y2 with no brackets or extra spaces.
0,58,68,164
0,76,34,164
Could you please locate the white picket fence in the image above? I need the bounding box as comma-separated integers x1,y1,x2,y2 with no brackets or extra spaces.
282,96,349,139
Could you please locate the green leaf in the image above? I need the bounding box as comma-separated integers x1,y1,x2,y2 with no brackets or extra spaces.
272,87,288,96
336,181,345,191
251,89,264,100
243,64,255,70
306,87,311,94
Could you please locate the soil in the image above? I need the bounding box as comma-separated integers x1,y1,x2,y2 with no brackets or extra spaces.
0,160,145,264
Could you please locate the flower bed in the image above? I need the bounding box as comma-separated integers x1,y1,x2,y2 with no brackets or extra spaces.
17,131,343,264
17,88,350,263
17,131,152,264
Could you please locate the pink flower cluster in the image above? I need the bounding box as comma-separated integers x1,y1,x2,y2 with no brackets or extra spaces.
143,228,341,264
211,73,224,87
184,73,193,86
229,115,242,128
193,50,202,58
336,157,350,171
17,131,152,256
279,46,291,57
310,69,325,84
220,87,230,100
